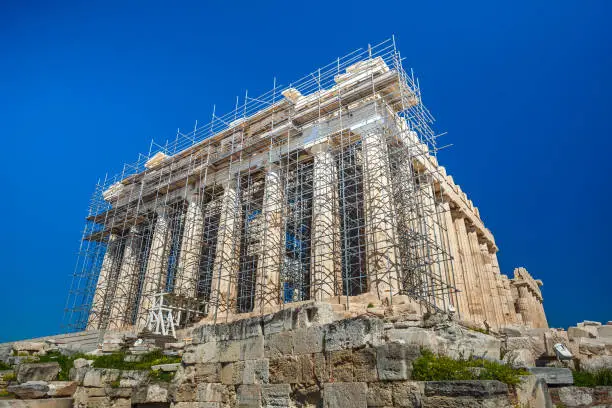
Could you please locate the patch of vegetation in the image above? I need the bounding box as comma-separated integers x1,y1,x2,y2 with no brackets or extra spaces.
1,372,16,382
109,379,121,388
0,390,15,398
412,349,528,386
37,351,89,381
467,326,488,335
0,361,11,371
573,368,612,387
149,369,175,382
92,350,180,371
367,303,375,308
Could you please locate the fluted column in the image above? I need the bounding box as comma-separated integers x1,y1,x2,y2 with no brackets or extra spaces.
454,217,483,323
310,143,342,300
361,129,400,300
209,180,241,314
87,234,122,330
443,208,470,321
480,243,502,328
174,196,205,299
108,226,142,329
467,229,494,327
136,209,171,328
255,166,285,310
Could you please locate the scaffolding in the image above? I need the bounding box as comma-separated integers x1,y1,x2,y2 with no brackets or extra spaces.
64,37,458,332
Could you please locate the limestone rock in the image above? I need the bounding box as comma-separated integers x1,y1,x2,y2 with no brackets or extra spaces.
436,324,501,360
568,326,597,340
72,358,93,369
556,386,594,407
579,355,612,372
502,348,535,368
17,362,61,383
506,336,546,359
143,384,169,403
262,383,292,407
579,320,602,327
323,382,367,407
423,380,509,397
598,325,612,339
47,380,78,397
8,381,49,399
515,376,553,408
386,327,438,351
528,367,573,385
12,342,46,353
151,363,180,372
324,316,384,351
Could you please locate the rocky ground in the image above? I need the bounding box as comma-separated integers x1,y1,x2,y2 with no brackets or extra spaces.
0,300,610,407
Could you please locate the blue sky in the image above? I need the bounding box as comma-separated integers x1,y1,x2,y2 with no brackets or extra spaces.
0,1,610,342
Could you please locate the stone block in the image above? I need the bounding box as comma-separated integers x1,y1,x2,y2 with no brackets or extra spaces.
82,368,121,387
8,381,49,399
151,363,180,372
579,355,612,373
218,339,241,363
73,358,94,369
330,350,353,382
292,327,324,354
264,332,293,358
528,367,573,385
424,380,509,397
198,383,227,403
13,342,46,353
242,359,269,384
324,316,383,351
502,348,535,368
598,325,612,338
313,353,330,383
220,361,245,385
263,308,294,335
323,382,367,408
136,383,169,403
437,325,501,360
366,382,393,407
506,336,546,358
578,337,606,356
579,320,602,327
515,376,553,408
391,381,424,408
241,336,264,360
46,381,77,397
269,356,300,384
261,383,292,407
195,363,220,383
387,327,438,351
17,362,61,383
297,354,315,385
376,343,420,381
236,384,262,407
568,326,596,340
353,348,378,382
556,386,594,407
0,398,73,408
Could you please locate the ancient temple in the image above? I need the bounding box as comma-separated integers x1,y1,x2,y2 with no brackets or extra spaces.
66,39,548,334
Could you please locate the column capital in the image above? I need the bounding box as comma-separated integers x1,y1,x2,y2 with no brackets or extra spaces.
309,141,332,155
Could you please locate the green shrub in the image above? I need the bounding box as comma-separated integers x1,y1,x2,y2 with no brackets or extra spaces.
1,372,16,382
412,349,528,386
0,361,11,371
149,369,175,382
573,368,612,387
37,351,89,381
0,390,15,398
92,350,180,371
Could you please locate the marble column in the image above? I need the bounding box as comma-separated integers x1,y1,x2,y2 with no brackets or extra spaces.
310,143,342,300
480,243,502,328
108,226,142,329
209,180,241,314
454,217,484,323
361,129,400,300
135,209,171,329
443,207,470,321
174,195,205,299
255,166,285,310
468,229,494,327
87,234,122,330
